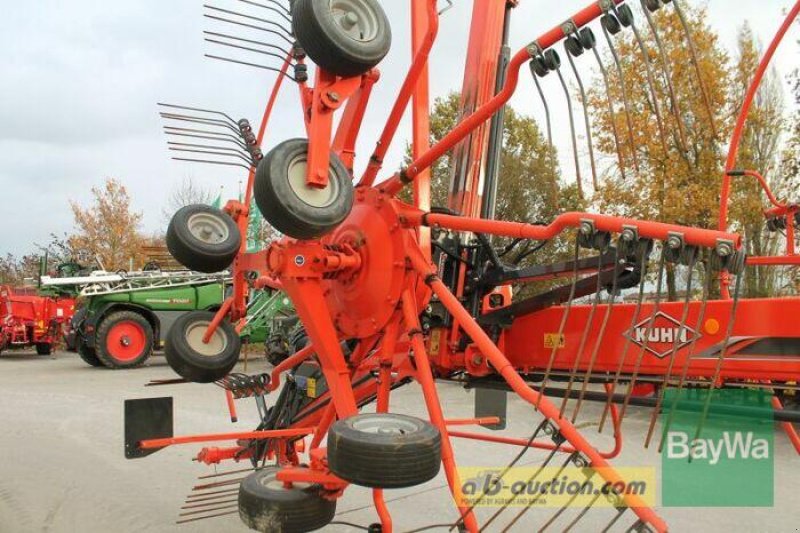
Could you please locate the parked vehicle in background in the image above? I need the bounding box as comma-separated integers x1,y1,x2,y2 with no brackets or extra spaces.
0,285,75,356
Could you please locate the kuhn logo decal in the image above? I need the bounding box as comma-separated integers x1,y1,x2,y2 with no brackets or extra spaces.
624,311,698,359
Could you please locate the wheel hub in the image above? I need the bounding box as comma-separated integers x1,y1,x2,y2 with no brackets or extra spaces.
322,188,412,339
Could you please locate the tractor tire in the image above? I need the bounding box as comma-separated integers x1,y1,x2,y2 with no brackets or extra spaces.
95,311,154,369
327,413,441,488
35,343,52,356
165,310,241,383
167,205,241,273
292,0,391,78
77,338,103,367
238,467,336,533
254,139,354,240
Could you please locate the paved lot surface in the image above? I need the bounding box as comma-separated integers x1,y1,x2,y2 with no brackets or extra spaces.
0,351,797,532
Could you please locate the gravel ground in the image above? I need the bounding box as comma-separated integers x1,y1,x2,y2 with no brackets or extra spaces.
0,350,796,533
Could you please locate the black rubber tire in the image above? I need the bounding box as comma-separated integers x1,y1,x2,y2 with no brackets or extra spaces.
165,310,241,383
77,338,103,367
255,139,354,240
35,343,52,356
167,205,241,274
238,467,336,533
328,413,441,488
292,0,392,78
96,311,153,369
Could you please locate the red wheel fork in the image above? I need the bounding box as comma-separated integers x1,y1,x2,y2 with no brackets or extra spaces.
401,292,480,533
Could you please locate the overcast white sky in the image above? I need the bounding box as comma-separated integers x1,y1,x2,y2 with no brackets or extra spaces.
1,0,798,256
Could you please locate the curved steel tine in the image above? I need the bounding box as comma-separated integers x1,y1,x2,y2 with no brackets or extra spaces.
562,490,604,532
205,5,293,37
658,252,712,452
530,65,559,204
205,54,298,81
600,507,629,533
451,420,550,530
480,444,568,532
671,0,717,138
591,46,627,181
559,251,606,419
171,157,252,171
205,37,292,64
572,245,622,423
626,12,670,153
537,470,597,532
564,42,599,192
600,22,640,173
500,452,580,533
167,141,250,158
640,0,688,154
236,0,293,24
598,241,649,433
159,113,242,136
168,147,254,167
536,239,582,411
158,104,240,129
204,14,296,47
532,74,553,148
644,249,698,448
163,128,249,151
203,31,292,56
555,66,584,198
617,249,668,427
691,270,744,447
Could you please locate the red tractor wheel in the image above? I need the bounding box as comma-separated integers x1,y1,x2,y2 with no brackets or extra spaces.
95,311,153,369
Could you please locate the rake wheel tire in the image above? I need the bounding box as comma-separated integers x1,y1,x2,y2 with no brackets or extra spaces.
292,0,392,78
255,138,354,240
35,343,52,356
77,338,103,367
167,205,240,274
165,310,241,383
96,311,153,369
327,413,441,489
238,467,336,533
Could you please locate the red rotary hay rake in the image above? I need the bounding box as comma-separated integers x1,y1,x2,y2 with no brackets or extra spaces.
127,0,800,531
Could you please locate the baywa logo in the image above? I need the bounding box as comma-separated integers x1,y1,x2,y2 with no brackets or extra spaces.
665,431,770,465
661,388,774,507
624,311,698,359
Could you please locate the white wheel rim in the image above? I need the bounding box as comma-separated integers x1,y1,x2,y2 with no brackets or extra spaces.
330,0,380,42
350,414,418,435
187,212,230,245
287,154,340,208
185,320,228,357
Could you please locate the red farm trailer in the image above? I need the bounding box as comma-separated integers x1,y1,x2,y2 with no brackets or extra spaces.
0,285,75,356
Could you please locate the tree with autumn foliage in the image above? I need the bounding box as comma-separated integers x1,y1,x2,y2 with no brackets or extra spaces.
69,178,147,271
587,5,786,298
